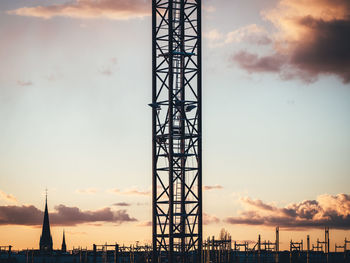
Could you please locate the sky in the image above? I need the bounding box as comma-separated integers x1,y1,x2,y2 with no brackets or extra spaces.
0,0,350,252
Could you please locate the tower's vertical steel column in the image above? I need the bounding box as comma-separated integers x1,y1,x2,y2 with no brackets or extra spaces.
151,0,202,262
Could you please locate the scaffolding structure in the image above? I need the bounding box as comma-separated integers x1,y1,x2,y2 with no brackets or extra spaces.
202,236,232,263
151,0,202,262
3,230,350,263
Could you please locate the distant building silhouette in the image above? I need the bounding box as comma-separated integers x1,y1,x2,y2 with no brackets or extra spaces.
39,192,53,252
61,230,67,252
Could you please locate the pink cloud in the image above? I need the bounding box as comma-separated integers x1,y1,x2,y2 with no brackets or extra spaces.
231,0,350,83
137,221,152,227
8,0,150,20
17,80,33,86
232,51,286,73
113,202,131,207
203,185,224,191
203,213,220,225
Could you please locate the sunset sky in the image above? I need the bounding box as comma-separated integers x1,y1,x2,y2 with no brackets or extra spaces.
0,0,350,251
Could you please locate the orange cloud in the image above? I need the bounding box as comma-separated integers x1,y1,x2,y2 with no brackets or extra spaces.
0,190,18,203
225,193,350,229
8,0,150,20
109,187,150,196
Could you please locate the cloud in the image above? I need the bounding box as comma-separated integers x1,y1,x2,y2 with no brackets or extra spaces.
109,187,150,196
113,202,131,207
240,197,276,211
288,17,350,82
225,25,272,45
203,5,216,14
205,24,271,48
203,185,224,191
203,213,220,225
8,0,150,20
231,51,286,73
75,188,98,194
232,0,350,83
52,205,136,225
136,202,149,206
0,204,136,226
111,57,118,65
0,205,43,225
205,29,224,42
137,221,152,227
99,57,118,76
99,69,113,76
0,190,18,203
225,193,350,230
17,80,33,86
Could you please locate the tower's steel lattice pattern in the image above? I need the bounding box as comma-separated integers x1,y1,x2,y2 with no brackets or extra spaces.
151,0,202,262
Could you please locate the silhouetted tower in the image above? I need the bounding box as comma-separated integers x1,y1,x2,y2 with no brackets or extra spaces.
151,0,202,262
39,190,53,252
61,230,67,252
325,227,330,254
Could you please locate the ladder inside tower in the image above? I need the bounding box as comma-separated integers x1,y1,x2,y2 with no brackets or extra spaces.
173,0,183,243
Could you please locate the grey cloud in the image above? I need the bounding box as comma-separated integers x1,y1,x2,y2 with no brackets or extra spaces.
0,204,136,226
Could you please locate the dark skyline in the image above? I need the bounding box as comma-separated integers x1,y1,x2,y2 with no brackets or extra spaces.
0,0,349,251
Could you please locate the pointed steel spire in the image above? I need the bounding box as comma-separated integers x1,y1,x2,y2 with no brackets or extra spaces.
61,229,67,253
39,189,53,252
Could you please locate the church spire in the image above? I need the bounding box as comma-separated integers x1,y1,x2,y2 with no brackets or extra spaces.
61,229,67,252
40,189,53,252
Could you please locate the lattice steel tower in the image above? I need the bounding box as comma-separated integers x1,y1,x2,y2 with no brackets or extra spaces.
151,0,202,262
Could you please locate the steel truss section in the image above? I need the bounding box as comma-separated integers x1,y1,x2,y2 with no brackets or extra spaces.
151,0,202,262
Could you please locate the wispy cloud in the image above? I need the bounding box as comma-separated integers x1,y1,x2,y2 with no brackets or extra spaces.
99,57,118,76
75,188,98,194
99,69,113,76
204,185,224,191
17,80,33,86
109,187,150,196
111,57,118,65
225,193,350,230
137,221,152,227
0,190,18,203
113,202,131,207
0,204,137,226
203,5,216,14
203,213,220,225
205,24,271,48
8,0,150,20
